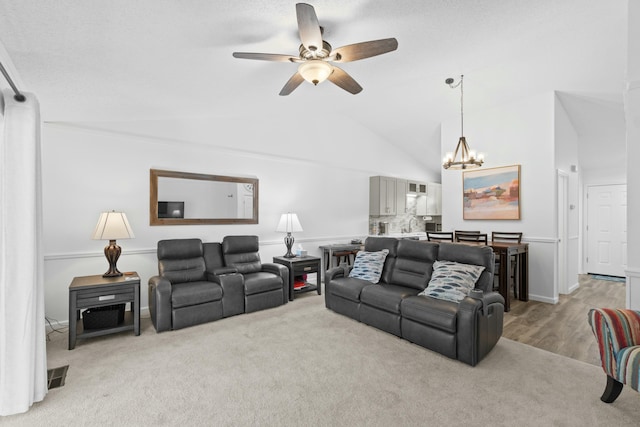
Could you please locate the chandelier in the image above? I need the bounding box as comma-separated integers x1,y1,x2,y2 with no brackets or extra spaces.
442,75,484,170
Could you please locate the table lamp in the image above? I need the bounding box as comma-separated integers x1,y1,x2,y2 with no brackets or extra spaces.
276,213,303,258
92,211,135,277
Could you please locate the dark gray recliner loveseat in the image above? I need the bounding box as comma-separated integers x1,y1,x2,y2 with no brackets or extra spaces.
325,237,504,366
149,236,289,332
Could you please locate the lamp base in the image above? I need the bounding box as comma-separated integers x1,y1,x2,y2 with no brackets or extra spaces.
103,240,123,277
283,233,296,258
102,270,123,278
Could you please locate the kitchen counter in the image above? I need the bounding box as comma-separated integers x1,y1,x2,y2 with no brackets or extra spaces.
368,232,428,240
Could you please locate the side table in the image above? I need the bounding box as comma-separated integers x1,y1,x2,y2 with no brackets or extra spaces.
273,256,321,301
68,272,141,350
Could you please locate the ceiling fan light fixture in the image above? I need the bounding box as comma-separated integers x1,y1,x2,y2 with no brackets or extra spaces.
298,60,333,86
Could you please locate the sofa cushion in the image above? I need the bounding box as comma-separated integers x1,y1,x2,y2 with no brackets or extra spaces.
222,235,262,274
401,295,458,333
364,237,399,284
419,260,485,302
329,277,371,302
243,272,282,296
390,240,438,290
361,284,421,314
438,242,494,292
349,249,389,283
171,281,223,309
160,257,207,284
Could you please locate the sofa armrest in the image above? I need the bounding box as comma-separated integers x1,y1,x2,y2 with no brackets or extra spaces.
261,263,289,304
261,262,287,278
456,290,505,366
211,266,238,276
588,308,640,378
465,289,505,316
148,275,172,333
209,271,245,317
326,266,349,282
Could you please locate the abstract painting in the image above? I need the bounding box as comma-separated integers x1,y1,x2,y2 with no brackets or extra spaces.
463,165,520,220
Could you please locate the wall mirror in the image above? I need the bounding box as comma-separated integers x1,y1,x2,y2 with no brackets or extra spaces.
150,169,259,225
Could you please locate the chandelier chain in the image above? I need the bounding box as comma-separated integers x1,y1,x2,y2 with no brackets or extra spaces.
460,75,464,137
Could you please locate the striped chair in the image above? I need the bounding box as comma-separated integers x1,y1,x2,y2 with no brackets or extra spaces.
588,308,640,402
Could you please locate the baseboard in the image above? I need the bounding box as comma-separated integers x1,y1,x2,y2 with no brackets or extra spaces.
568,282,580,294
527,294,559,305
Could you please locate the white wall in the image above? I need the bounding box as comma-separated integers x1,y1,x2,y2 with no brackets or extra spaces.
626,0,640,309
554,96,580,292
41,112,435,323
441,91,558,303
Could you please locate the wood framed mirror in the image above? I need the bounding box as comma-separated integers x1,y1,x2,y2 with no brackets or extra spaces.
150,169,259,225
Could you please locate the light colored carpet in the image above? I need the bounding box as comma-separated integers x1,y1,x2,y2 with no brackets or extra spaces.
4,293,639,426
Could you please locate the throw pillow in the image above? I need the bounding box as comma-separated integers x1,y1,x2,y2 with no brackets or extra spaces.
348,249,390,284
419,260,485,303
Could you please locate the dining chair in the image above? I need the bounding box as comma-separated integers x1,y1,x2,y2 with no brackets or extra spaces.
427,232,454,242
491,232,523,298
455,232,488,244
454,230,480,240
491,232,523,244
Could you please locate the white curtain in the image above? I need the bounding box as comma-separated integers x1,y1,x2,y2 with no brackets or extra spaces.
0,90,47,415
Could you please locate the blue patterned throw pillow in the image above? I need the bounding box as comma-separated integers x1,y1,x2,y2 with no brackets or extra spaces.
419,260,485,303
348,249,389,283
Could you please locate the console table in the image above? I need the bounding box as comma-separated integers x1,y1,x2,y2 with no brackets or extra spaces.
68,272,140,350
273,256,321,301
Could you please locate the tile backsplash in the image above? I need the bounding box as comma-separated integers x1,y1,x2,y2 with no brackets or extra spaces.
369,195,441,235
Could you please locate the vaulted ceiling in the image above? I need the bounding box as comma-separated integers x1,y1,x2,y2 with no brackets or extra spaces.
0,0,628,172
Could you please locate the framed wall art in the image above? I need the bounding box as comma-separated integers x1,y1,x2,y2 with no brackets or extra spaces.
463,165,521,220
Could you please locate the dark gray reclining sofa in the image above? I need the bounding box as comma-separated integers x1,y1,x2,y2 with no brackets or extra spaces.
149,236,289,332
325,237,504,366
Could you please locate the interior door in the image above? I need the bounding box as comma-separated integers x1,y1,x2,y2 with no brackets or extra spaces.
586,184,627,276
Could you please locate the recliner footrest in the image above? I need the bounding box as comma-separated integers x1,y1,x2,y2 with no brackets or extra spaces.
400,295,458,333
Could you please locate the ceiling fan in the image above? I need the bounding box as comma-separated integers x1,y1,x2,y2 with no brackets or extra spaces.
232,3,398,96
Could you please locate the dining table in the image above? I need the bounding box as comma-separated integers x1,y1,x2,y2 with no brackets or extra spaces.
447,240,528,312
477,240,528,312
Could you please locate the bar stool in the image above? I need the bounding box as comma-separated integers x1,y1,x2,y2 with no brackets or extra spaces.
324,250,359,270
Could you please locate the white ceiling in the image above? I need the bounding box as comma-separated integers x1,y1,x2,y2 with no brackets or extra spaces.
0,0,629,171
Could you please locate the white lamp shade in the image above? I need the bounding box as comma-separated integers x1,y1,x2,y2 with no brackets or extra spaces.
92,211,135,240
298,60,333,85
276,213,303,233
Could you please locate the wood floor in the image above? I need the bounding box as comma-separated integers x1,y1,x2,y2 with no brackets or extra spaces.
502,274,626,367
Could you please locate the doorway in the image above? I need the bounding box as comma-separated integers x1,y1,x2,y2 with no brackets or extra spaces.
585,184,627,277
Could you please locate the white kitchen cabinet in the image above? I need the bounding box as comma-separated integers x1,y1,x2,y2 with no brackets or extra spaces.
426,182,442,215
416,195,428,216
396,179,407,214
408,181,427,195
370,176,398,216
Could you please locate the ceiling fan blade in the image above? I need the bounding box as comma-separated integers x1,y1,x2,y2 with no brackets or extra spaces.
296,3,323,53
232,52,297,62
328,66,363,95
279,72,305,96
332,38,398,62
